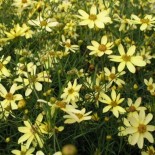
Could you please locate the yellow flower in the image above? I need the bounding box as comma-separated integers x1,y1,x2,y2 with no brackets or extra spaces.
104,66,125,86
11,145,35,155
126,97,146,117
0,55,11,77
28,16,59,32
63,105,92,124
87,35,113,57
77,5,112,29
120,110,155,149
18,113,44,149
131,14,155,31
61,79,82,107
0,83,23,110
141,146,155,155
60,35,79,53
109,44,146,73
144,77,155,94
99,89,126,118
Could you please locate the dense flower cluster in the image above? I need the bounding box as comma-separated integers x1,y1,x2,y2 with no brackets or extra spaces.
0,0,155,154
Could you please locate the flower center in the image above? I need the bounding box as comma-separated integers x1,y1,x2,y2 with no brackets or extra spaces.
148,148,155,155
89,14,97,21
129,105,136,112
98,44,107,52
5,93,13,100
22,0,27,3
75,113,83,119
138,124,146,133
122,54,131,62
65,42,71,47
68,88,74,94
29,75,37,83
111,101,117,107
40,20,47,26
21,151,26,155
56,101,66,108
140,18,150,24
148,85,153,90
0,62,3,70
109,73,116,80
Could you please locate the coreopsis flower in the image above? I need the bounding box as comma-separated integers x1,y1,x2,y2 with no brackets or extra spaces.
126,97,146,117
119,110,155,149
0,83,23,110
144,77,155,94
11,145,35,155
141,146,155,155
14,63,52,96
109,44,146,73
61,79,82,107
60,35,79,53
99,89,126,118
28,16,59,32
104,66,125,86
0,55,11,78
63,105,92,124
12,0,36,12
138,47,155,64
3,24,29,41
77,5,112,29
18,113,44,149
131,14,155,31
87,35,113,57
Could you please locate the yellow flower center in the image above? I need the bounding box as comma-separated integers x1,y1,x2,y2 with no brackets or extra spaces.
22,0,27,3
148,85,153,90
40,20,47,26
68,88,74,94
111,101,117,107
148,148,155,155
29,75,37,83
98,44,107,52
89,14,97,21
21,151,26,155
0,62,3,70
140,18,150,24
138,124,146,133
122,54,131,62
5,93,13,100
109,73,116,80
75,113,83,119
65,42,71,47
129,105,136,112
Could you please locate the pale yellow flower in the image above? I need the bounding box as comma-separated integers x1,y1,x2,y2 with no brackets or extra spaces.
18,113,44,149
141,146,155,155
0,55,11,77
60,35,79,53
61,79,82,107
126,97,147,117
144,77,155,94
0,83,23,110
11,145,35,155
109,44,146,73
28,16,59,32
63,105,92,124
120,110,155,149
87,35,113,57
14,63,51,96
77,5,112,29
99,89,126,118
104,66,125,86
131,14,155,31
